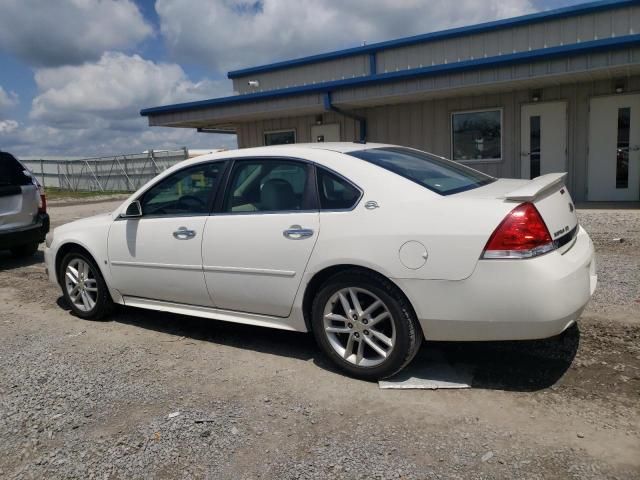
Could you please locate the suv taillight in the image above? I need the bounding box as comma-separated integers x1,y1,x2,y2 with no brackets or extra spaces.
481,202,554,259
37,183,47,214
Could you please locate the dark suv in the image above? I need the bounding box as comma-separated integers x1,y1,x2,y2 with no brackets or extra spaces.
0,151,49,257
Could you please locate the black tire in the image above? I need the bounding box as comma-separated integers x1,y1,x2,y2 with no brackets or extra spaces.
311,270,423,380
60,251,114,320
10,242,39,258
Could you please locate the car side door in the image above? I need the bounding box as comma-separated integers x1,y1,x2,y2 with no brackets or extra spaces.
108,161,226,306
201,157,319,318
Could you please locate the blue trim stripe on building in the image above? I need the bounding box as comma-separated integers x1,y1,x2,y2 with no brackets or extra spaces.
226,0,639,79
141,34,640,117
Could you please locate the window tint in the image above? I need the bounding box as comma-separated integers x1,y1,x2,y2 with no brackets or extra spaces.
141,162,225,216
224,160,308,213
348,147,495,195
0,152,32,186
317,168,360,210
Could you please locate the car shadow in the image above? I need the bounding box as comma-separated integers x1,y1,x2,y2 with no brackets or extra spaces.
426,324,580,391
57,296,580,391
0,250,44,272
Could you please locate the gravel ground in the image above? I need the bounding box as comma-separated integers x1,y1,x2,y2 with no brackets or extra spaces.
0,199,638,479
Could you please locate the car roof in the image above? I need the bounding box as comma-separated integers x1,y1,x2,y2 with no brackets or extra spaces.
281,142,393,153
179,142,399,168
219,142,395,157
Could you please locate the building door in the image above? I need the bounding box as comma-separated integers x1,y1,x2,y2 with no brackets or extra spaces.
588,94,640,201
311,123,340,143
520,102,567,179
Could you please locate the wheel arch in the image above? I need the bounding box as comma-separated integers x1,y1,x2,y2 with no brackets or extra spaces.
55,241,103,286
301,264,420,333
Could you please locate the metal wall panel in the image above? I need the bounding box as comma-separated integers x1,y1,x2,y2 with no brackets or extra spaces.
233,55,369,94
377,7,639,73
329,49,640,106
229,5,639,94
235,76,640,202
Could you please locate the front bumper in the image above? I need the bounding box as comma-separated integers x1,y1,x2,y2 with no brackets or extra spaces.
0,213,50,250
396,226,597,341
44,242,58,284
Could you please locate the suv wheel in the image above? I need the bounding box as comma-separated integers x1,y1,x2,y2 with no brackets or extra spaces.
10,242,39,258
60,252,114,320
311,270,423,380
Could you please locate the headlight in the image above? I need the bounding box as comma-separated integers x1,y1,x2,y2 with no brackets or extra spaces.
45,232,54,248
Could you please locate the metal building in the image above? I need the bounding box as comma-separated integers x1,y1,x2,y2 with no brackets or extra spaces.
141,0,640,202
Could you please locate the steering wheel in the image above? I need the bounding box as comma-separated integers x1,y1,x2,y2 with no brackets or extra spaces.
177,194,205,210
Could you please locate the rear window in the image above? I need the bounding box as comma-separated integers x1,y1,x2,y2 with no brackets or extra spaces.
347,147,495,195
0,152,32,186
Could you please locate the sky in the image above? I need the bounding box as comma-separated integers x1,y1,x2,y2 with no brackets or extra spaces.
0,0,589,158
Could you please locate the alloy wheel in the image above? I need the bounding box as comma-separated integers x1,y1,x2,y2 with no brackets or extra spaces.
64,258,98,313
322,287,396,367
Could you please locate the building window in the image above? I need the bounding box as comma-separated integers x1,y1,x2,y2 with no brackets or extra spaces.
616,107,630,189
264,129,296,146
451,109,502,162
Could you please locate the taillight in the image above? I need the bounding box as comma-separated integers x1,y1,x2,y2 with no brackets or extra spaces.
481,202,554,259
37,183,47,214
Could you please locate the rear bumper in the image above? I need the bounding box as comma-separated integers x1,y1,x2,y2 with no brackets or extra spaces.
0,213,50,250
395,226,597,341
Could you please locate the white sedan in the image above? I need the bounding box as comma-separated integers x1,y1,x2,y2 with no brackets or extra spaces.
44,143,597,379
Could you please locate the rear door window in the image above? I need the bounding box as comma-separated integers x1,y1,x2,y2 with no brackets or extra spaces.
223,159,311,213
0,152,32,186
347,147,495,195
316,168,361,210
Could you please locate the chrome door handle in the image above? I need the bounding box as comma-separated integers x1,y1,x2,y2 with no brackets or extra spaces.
173,226,196,240
283,225,314,240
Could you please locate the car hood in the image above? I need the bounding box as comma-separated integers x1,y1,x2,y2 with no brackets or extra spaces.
54,211,113,235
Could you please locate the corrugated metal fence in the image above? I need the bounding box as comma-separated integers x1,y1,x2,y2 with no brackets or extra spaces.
21,149,189,192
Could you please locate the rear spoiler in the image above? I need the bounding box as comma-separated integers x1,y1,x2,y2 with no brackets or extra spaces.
502,172,568,202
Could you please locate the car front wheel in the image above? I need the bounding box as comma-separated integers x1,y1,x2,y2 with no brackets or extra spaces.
311,270,423,380
60,252,114,320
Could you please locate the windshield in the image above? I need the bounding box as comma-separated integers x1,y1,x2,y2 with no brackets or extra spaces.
347,147,495,195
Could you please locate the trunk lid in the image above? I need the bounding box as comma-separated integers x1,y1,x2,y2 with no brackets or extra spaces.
502,173,578,248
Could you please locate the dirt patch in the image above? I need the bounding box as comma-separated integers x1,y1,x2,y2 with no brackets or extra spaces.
0,202,638,479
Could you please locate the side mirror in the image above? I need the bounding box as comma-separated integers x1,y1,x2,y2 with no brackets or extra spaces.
120,200,142,218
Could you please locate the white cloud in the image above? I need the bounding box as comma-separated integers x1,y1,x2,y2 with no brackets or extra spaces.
0,0,152,66
0,119,19,134
156,0,535,72
30,52,229,128
0,85,19,109
0,52,236,157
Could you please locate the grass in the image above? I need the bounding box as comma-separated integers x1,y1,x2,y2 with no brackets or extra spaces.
44,187,129,200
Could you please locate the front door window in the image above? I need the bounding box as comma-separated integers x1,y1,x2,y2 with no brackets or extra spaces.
141,162,225,216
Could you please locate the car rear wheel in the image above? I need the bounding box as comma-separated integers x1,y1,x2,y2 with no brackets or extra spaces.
311,270,423,380
60,252,114,320
10,242,39,258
